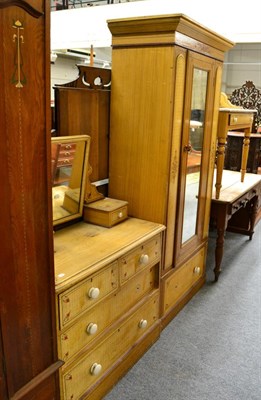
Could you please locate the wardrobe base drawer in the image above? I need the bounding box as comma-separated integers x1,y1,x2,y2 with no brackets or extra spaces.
163,248,205,315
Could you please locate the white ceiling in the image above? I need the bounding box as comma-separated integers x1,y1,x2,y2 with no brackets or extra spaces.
51,0,261,50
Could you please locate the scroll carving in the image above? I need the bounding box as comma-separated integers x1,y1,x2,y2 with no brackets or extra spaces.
230,81,261,128
55,65,111,90
0,0,43,18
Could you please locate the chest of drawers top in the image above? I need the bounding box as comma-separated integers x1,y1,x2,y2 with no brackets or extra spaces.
54,218,165,292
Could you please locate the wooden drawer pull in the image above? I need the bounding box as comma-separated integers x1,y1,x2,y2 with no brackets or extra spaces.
88,287,100,299
138,319,148,329
90,363,102,376
240,199,248,207
139,254,149,265
86,323,98,335
193,266,201,275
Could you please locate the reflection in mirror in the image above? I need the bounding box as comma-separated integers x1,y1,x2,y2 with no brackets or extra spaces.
182,68,208,243
52,135,90,226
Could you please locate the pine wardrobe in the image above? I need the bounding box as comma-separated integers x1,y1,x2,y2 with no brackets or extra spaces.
108,14,233,325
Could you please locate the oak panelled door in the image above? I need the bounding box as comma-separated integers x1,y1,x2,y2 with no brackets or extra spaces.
0,1,62,399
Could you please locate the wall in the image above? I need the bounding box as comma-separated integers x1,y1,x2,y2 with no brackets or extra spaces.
50,47,111,102
222,43,261,96
51,0,261,49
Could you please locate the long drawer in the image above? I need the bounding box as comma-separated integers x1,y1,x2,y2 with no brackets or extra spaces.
58,261,118,329
163,247,205,314
61,292,160,400
58,264,159,362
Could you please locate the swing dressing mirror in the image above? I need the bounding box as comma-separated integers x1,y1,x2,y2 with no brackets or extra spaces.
52,135,90,226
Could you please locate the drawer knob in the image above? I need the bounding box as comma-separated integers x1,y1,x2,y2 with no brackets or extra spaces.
118,212,123,218
240,199,248,207
88,287,100,299
138,319,148,329
90,363,102,376
193,266,201,275
139,254,149,265
86,323,98,335
232,117,238,123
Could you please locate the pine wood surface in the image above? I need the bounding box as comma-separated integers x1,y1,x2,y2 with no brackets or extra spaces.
108,15,234,334
54,219,165,291
57,265,158,364
84,322,161,400
55,219,163,400
61,292,159,400
107,14,234,60
83,197,128,227
215,109,256,199
109,44,176,225
212,170,261,203
163,246,206,314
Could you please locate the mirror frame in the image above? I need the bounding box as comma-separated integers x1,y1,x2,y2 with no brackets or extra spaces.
52,135,90,227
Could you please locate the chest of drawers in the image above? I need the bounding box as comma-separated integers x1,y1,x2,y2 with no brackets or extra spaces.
54,218,165,400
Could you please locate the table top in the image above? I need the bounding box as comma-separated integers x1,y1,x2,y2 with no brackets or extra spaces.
219,108,257,113
54,217,165,292
212,170,261,204
227,131,261,138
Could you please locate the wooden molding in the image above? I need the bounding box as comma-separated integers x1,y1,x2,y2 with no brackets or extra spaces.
0,0,43,17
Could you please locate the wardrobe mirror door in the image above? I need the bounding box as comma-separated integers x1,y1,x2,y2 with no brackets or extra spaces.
182,68,208,243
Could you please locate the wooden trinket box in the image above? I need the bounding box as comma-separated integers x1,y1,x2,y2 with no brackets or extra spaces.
83,197,128,227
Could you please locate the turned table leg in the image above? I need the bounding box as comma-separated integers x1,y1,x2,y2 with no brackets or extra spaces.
213,206,229,282
249,195,258,240
215,131,227,199
240,128,251,183
214,227,226,281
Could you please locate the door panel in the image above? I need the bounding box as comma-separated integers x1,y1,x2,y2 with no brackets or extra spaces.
174,51,217,265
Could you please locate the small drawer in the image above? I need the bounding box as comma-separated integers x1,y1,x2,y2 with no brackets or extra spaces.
83,198,128,228
163,248,205,314
57,157,74,167
58,262,118,329
58,265,159,362
60,143,76,152
119,234,161,283
229,113,253,127
232,196,250,214
61,293,159,400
